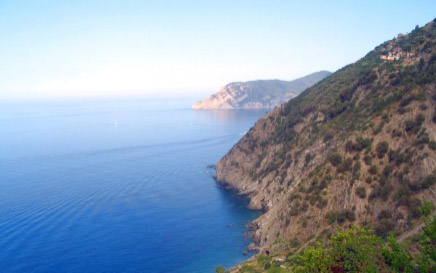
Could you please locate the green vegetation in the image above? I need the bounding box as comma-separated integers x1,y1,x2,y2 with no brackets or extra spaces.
325,210,355,225
216,267,228,273
327,153,342,167
295,216,436,272
304,153,313,166
375,141,389,158
219,20,436,273
346,137,372,152
356,186,366,198
225,216,436,273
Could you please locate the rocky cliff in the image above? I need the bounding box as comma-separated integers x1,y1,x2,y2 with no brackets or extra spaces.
215,20,436,261
192,71,331,109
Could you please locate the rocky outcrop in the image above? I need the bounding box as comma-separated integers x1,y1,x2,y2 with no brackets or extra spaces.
192,71,331,109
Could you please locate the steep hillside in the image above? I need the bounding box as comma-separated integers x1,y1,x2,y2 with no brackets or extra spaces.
215,19,436,268
192,71,331,109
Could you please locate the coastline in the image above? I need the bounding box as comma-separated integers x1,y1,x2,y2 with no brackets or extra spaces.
215,176,265,254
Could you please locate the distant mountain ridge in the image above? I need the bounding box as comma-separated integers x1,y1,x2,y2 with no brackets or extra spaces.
192,71,331,109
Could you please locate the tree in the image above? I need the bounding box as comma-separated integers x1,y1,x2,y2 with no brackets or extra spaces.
382,235,414,273
296,227,385,273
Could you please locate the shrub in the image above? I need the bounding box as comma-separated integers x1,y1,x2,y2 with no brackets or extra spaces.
416,113,426,126
297,227,384,272
422,174,436,189
368,165,378,175
398,107,406,114
296,217,436,272
375,219,394,238
363,154,372,165
336,211,346,224
410,198,423,218
419,201,435,217
382,235,414,273
346,137,372,152
345,210,356,222
391,129,403,138
429,141,436,150
305,153,313,165
405,114,426,133
337,158,353,173
323,133,334,142
369,183,392,201
383,165,393,177
326,211,337,225
376,141,389,158
326,210,355,225
420,103,428,110
328,153,343,167
356,187,367,198
405,119,415,131
290,205,300,216
290,238,300,249
378,209,392,220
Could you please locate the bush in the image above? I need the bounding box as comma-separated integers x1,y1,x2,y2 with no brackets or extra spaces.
382,235,414,273
398,107,406,114
363,154,372,165
295,217,436,273
337,158,353,173
290,238,300,248
419,201,435,217
326,210,355,225
305,153,313,165
325,213,337,227
376,141,389,158
422,174,436,189
405,114,426,133
369,183,393,201
378,209,392,220
383,165,393,177
356,187,367,198
375,219,394,238
328,153,343,167
368,165,378,175
429,141,436,150
416,113,426,126
323,133,334,142
296,227,384,272
346,137,372,152
405,119,415,132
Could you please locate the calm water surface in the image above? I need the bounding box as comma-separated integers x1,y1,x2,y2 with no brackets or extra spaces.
0,97,266,273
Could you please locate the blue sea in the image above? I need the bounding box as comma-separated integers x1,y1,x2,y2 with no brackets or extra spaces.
0,97,266,273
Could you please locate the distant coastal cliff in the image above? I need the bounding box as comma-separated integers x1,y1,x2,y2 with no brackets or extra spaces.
192,71,331,109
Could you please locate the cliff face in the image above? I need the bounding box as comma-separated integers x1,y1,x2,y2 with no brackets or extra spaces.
215,21,436,252
192,71,331,109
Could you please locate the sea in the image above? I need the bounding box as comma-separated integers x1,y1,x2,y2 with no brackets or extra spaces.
0,96,267,273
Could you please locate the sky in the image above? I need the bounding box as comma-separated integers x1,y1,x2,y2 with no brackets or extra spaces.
0,0,435,100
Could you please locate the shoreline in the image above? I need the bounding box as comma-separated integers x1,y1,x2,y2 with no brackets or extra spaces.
215,177,266,256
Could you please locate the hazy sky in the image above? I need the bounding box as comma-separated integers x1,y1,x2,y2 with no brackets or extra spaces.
0,0,435,100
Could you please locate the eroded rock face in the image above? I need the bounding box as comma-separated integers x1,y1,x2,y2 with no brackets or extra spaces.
192,71,331,109
215,20,436,251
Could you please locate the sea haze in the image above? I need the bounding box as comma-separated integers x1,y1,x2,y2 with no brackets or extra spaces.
0,97,266,273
